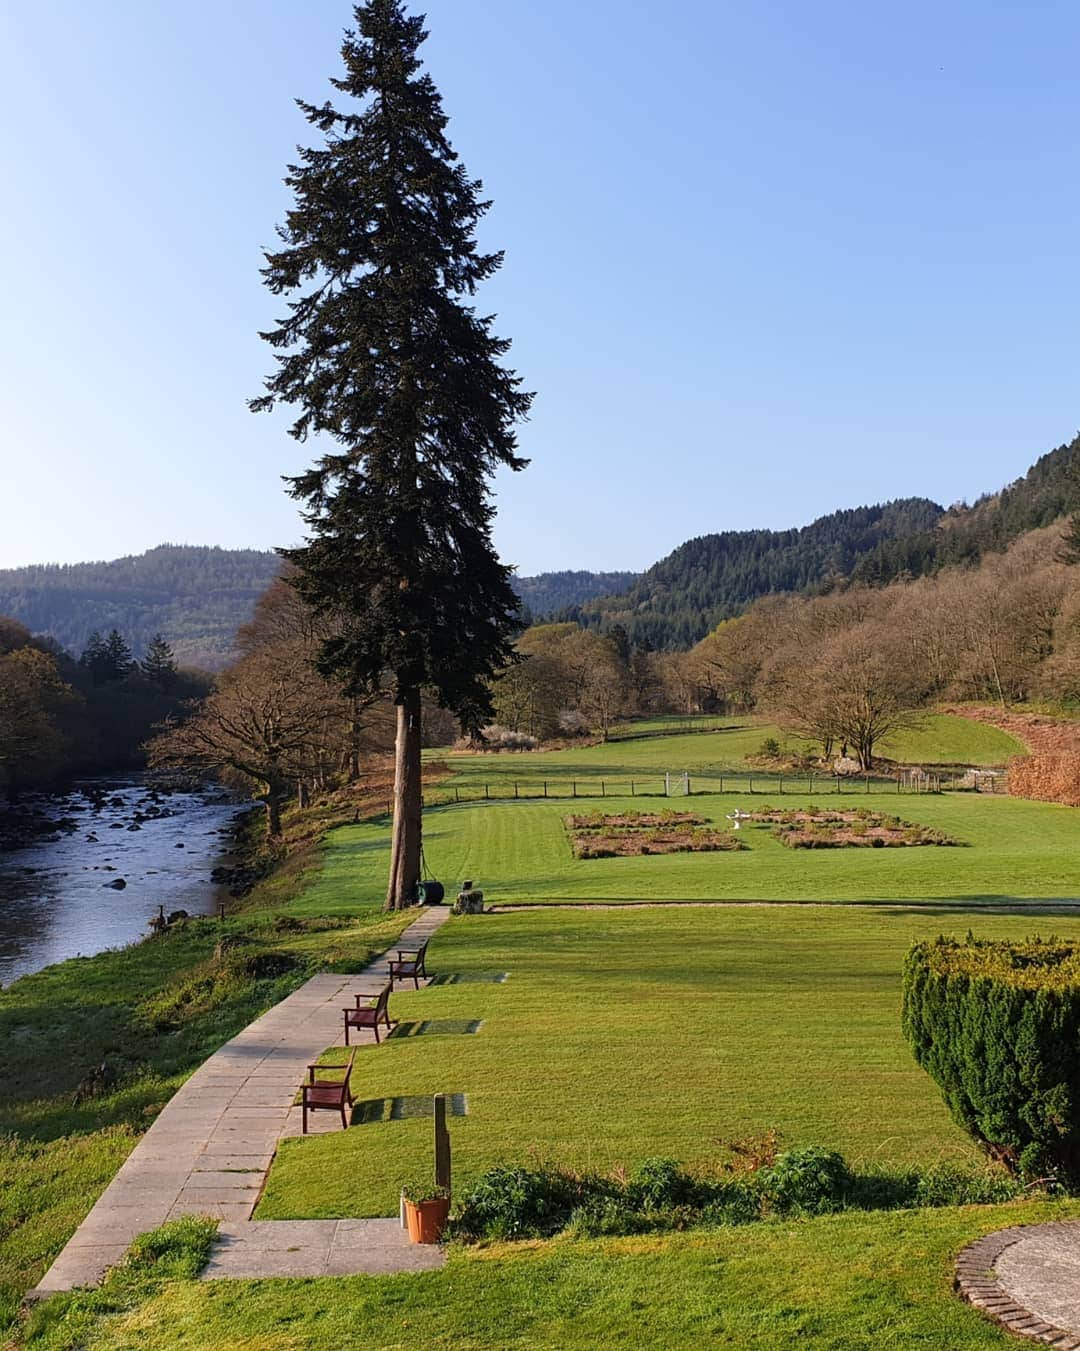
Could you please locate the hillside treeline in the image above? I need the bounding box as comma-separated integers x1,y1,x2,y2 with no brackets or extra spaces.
0,619,209,797
0,545,282,669
560,434,1080,650
491,524,1080,769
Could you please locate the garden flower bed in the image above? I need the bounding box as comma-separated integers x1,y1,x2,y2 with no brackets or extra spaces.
749,806,960,849
565,810,745,858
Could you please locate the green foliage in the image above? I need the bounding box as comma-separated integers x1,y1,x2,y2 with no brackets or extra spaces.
903,936,1080,1183
453,1150,1016,1245
759,1147,852,1215
400,1178,451,1205
256,0,531,728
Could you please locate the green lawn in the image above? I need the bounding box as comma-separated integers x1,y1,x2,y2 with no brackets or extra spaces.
316,790,1080,906
258,904,1080,1221
44,1201,1080,1349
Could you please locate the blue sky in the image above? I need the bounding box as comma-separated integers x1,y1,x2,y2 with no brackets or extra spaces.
2,0,1078,575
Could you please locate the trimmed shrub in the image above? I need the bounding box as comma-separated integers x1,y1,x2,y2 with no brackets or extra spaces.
903,936,1080,1184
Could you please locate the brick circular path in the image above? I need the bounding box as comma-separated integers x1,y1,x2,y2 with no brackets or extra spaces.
957,1221,1080,1346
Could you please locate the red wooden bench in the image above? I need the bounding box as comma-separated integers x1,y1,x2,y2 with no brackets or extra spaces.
301,1048,355,1134
344,982,396,1045
389,938,431,991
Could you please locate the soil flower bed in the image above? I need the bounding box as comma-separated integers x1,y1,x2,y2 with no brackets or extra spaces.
748,806,960,850
565,810,746,858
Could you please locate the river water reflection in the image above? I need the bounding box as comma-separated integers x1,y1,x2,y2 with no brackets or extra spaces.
0,779,244,987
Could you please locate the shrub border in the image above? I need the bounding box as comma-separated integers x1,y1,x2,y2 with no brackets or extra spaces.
955,1221,1080,1346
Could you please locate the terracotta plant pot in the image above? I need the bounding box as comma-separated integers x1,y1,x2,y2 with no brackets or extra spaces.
404,1195,450,1244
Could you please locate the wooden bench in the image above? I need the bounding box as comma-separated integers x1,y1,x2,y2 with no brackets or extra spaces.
389,938,431,991
301,1049,355,1134
344,983,396,1045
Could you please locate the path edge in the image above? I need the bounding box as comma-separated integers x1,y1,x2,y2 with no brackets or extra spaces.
956,1224,1080,1346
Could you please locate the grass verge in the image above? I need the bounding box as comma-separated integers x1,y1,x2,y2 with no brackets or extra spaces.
23,1201,1080,1349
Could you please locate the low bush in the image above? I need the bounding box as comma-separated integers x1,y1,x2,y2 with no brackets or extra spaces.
903,935,1080,1185
759,1147,851,1215
451,1148,1025,1244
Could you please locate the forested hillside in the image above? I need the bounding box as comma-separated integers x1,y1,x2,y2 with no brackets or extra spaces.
514,570,638,620
0,546,282,669
851,433,1080,585
563,499,944,648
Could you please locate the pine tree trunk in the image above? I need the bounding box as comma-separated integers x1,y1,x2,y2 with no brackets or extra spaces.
386,687,422,911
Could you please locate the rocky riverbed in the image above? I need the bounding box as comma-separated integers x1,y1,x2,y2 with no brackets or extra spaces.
0,777,246,986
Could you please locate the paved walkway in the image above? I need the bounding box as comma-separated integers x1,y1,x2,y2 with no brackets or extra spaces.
33,906,450,1296
956,1220,1080,1346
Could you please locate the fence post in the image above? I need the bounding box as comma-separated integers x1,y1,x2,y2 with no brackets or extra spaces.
485,783,490,800
720,774,724,794
455,786,460,803
809,772,814,795
544,781,548,798
896,776,901,794
514,782,519,799
434,1094,451,1192
836,775,841,794
779,775,783,796
631,780,635,797
572,781,577,798
601,780,605,798
749,776,753,794
687,776,692,796
866,775,870,794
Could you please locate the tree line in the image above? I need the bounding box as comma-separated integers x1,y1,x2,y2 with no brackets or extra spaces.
0,619,209,797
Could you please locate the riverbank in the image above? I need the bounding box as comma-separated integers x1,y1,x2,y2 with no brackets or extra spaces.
0,794,414,1334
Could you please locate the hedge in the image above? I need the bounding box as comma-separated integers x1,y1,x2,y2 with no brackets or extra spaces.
902,935,1080,1184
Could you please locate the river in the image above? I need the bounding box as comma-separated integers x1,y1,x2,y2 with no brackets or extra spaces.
0,778,245,987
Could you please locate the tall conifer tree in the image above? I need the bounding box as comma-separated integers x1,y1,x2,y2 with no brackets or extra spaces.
253,0,531,908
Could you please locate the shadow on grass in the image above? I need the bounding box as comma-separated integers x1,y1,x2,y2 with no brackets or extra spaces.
389,1018,483,1038
352,1092,468,1124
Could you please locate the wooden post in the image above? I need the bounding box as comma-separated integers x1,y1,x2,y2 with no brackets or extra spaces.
687,776,692,796
749,776,753,794
896,776,901,794
631,780,635,797
720,774,724,794
434,1093,451,1193
514,782,519,799
572,781,577,798
485,783,490,800
455,786,460,803
835,775,841,794
601,780,606,798
544,781,548,798
865,775,870,794
779,775,783,796
809,772,814,795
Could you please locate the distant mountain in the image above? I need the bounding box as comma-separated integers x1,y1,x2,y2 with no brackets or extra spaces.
513,570,639,621
0,547,637,669
0,545,282,669
561,499,946,649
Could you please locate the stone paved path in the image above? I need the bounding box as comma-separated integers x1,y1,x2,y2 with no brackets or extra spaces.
956,1220,1080,1346
33,906,450,1296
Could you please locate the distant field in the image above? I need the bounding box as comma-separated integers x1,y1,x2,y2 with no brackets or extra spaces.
433,713,1025,798
259,903,1080,1221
